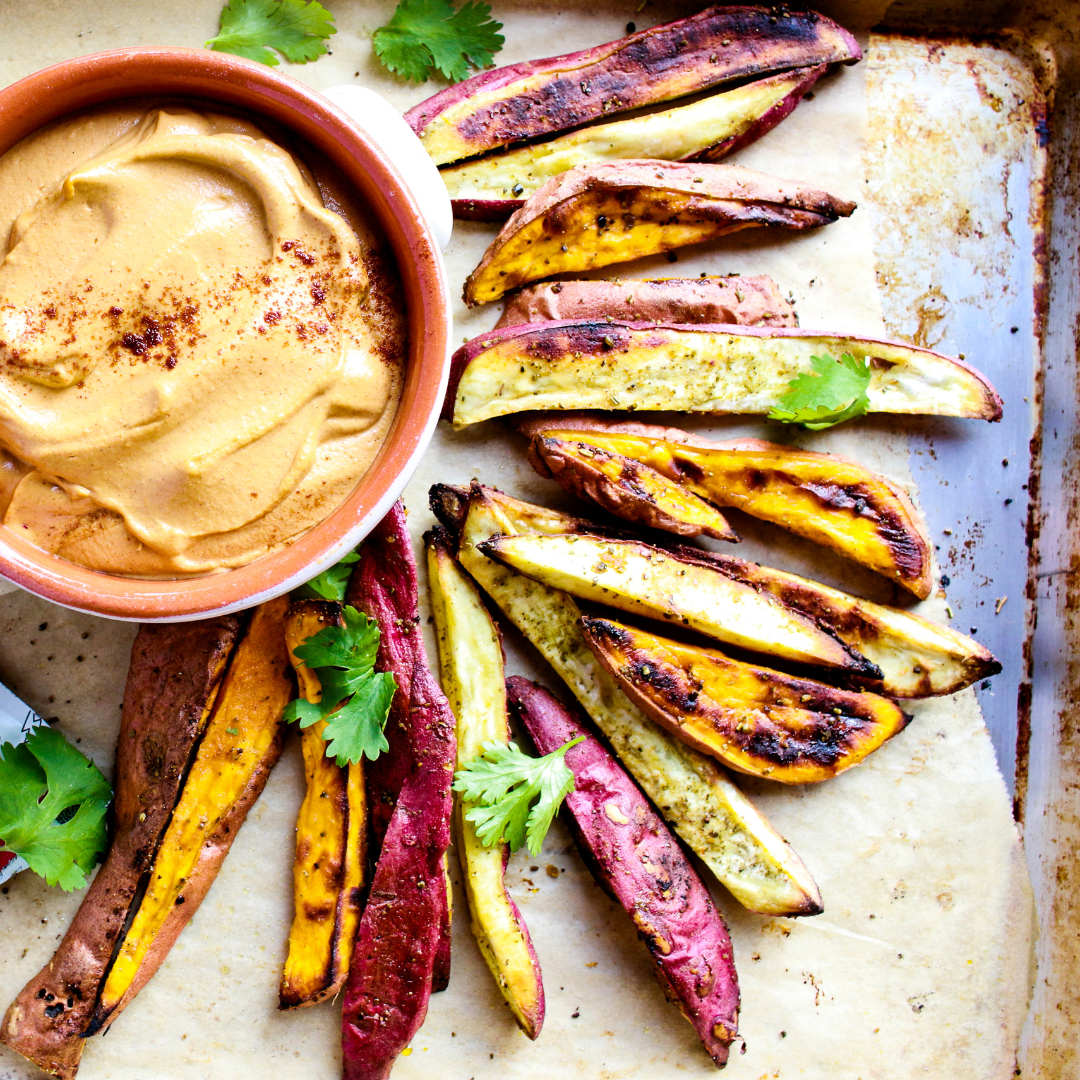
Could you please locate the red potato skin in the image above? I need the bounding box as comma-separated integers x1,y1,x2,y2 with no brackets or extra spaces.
0,619,240,1080
341,660,455,1080
346,501,452,993
406,6,861,163
507,677,739,1068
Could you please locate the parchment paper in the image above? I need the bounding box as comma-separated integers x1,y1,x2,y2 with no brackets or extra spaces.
0,3,1033,1079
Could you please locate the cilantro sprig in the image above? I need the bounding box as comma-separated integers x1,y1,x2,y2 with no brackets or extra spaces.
453,737,582,857
207,0,336,66
768,352,873,430
0,726,111,891
294,551,360,603
283,606,397,764
373,0,504,83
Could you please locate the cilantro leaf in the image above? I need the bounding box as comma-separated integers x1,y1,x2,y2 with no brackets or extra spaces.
294,551,359,602
768,352,873,430
207,0,336,67
0,726,111,891
454,737,582,857
373,0,504,84
284,605,396,764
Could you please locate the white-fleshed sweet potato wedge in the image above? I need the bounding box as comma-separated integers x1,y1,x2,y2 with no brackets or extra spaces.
496,275,796,328
445,67,825,219
508,676,740,1067
464,162,855,304
406,6,860,166
432,482,823,916
447,321,1003,424
478,531,877,676
426,529,545,1040
583,615,909,783
529,429,934,598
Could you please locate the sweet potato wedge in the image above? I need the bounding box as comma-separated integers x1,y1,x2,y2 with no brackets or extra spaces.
448,321,1003,424
427,529,545,1039
88,598,292,1032
345,501,452,993
583,616,908,783
406,6,860,166
445,67,826,220
435,482,822,916
280,600,367,1010
1,618,240,1080
688,551,1000,698
479,532,876,676
530,429,934,597
508,677,739,1066
464,162,856,304
341,659,455,1080
496,275,797,329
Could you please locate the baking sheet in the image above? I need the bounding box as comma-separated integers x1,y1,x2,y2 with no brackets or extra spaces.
0,3,1037,1078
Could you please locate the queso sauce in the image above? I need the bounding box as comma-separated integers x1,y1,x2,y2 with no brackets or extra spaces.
0,103,404,575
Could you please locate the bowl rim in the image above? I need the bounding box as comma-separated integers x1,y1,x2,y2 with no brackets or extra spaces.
0,46,450,622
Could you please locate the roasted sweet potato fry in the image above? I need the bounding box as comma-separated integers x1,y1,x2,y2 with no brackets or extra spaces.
444,67,826,219
496,275,797,329
478,532,876,676
341,659,455,1080
2,617,241,1080
508,676,740,1067
280,600,367,1010
406,6,860,165
448,321,1003,424
583,616,908,783
689,551,1001,698
530,429,933,597
432,482,822,916
345,501,452,993
427,529,545,1039
464,162,855,305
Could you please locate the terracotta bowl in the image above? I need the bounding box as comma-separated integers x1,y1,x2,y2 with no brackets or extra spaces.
0,48,451,622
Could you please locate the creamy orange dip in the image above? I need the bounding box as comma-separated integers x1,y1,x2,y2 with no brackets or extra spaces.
0,104,404,575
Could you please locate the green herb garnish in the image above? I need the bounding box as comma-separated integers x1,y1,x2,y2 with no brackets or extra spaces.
768,352,872,430
373,0,504,83
453,737,582,857
294,551,360,603
207,0,336,66
0,726,111,891
283,606,397,764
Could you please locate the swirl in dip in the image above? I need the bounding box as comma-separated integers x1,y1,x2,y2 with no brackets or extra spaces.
0,104,404,575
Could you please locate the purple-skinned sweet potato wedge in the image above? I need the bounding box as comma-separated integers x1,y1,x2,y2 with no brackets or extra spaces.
341,659,455,1080
495,275,796,328
507,676,740,1068
406,6,860,166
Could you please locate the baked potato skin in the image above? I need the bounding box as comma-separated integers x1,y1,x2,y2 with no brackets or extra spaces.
0,618,240,1080
406,5,861,166
464,162,856,305
508,676,739,1067
496,275,796,329
583,616,909,783
447,321,1003,425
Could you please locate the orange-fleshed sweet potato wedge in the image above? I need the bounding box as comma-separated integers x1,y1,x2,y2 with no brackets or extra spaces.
583,616,909,784
464,162,855,305
496,275,796,328
530,429,934,597
427,529,545,1039
341,659,455,1080
406,5,860,166
345,501,452,993
447,321,1003,425
280,600,367,1010
508,676,739,1067
687,550,1001,698
1,618,240,1080
445,67,826,220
